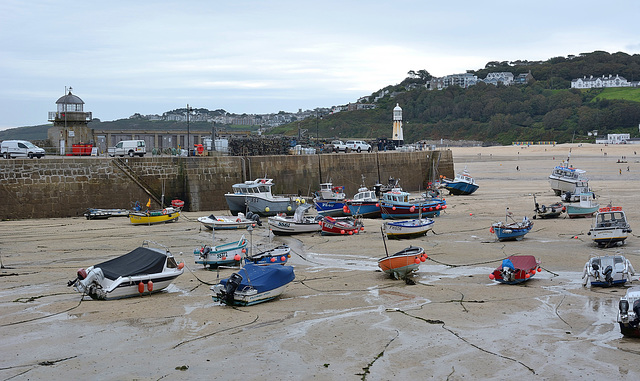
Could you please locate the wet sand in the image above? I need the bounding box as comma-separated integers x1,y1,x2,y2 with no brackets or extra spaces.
2,143,640,380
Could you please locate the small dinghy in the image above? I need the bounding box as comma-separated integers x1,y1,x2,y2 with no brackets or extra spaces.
194,235,248,269
67,241,184,300
490,209,533,241
198,212,261,230
268,204,322,235
320,216,364,236
384,218,434,239
489,255,541,284
582,255,636,287
532,195,564,219
617,287,640,337
129,206,180,225
211,263,295,306
244,244,291,265
378,246,427,280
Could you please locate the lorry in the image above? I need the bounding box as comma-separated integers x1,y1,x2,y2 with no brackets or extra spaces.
1,140,46,159
108,140,146,157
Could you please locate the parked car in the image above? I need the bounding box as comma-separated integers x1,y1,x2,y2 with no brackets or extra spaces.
346,140,372,153
108,140,146,157
327,140,350,153
1,140,45,159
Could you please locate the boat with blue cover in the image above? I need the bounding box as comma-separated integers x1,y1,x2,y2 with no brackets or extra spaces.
211,263,295,306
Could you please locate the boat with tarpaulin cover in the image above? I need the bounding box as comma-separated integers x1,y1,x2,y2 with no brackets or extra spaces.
489,255,541,284
211,263,295,306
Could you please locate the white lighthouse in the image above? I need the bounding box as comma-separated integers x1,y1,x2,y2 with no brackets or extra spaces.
392,103,404,146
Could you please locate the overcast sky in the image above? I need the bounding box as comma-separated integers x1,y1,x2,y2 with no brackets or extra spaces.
1,0,639,130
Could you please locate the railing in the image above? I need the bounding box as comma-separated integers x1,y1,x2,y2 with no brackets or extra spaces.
48,111,92,122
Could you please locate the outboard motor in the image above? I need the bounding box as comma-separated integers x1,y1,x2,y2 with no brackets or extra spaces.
562,192,572,202
501,267,515,282
591,262,600,280
603,265,613,286
633,300,640,326
223,272,243,305
620,299,630,316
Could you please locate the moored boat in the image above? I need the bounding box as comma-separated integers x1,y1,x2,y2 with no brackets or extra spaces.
532,195,565,219
587,206,632,247
345,187,381,218
268,204,322,235
384,218,434,239
582,255,635,287
441,166,479,195
211,263,295,306
489,255,541,284
379,190,446,219
197,212,261,230
84,208,113,220
565,193,599,219
224,178,301,217
314,182,347,217
320,216,364,236
129,206,180,225
244,244,291,265
617,287,640,337
377,246,427,280
194,235,248,268
67,240,185,300
549,156,588,196
490,209,533,241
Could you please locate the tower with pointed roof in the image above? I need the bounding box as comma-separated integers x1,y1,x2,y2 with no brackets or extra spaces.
392,103,404,146
47,88,93,155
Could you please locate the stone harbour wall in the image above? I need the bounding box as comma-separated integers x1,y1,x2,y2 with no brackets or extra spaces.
0,150,453,219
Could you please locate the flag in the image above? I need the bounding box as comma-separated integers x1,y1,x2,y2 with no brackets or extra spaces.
146,198,151,207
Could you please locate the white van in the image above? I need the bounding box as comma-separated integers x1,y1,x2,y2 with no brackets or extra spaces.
108,140,146,157
1,140,46,159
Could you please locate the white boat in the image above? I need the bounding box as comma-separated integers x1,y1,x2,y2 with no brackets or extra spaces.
198,212,261,230
588,206,632,247
582,255,635,287
224,178,302,217
268,204,321,235
67,241,185,300
211,264,295,306
549,156,588,196
384,218,434,239
617,287,640,337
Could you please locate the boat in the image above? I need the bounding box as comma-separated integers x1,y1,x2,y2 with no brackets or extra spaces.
320,216,364,236
224,178,302,217
441,166,479,195
197,211,261,230
582,255,636,287
617,287,640,337
587,206,632,247
559,179,594,202
244,244,290,265
377,246,427,280
384,218,434,239
67,240,185,300
129,206,180,225
194,235,248,268
490,209,533,241
211,263,295,306
379,190,447,219
313,182,347,217
84,208,113,220
565,193,599,218
532,195,565,219
373,177,402,197
345,186,381,218
549,156,589,196
268,204,322,235
489,255,541,284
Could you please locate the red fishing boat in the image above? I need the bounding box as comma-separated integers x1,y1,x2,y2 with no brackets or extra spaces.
489,255,541,284
320,216,364,236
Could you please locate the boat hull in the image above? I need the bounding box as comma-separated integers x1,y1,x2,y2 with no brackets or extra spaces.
566,205,599,218
380,200,446,219
246,197,299,217
129,210,180,225
197,216,256,230
345,201,381,218
384,219,434,239
268,217,321,235
590,228,628,247
378,247,425,279
490,255,540,284
320,217,363,236
442,181,479,195
194,238,248,268
491,221,533,241
314,200,347,217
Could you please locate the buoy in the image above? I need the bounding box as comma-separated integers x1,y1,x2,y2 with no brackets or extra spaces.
489,273,495,280
442,205,447,209
340,229,345,234
574,236,578,239
301,199,306,204
420,256,426,262
265,207,270,212
436,205,441,210
537,267,542,272
469,213,473,216
414,257,421,264
280,256,286,262
489,227,495,233
410,206,415,213
287,206,292,211
375,203,379,207
318,221,323,226
241,248,247,253
77,268,87,280
138,282,144,294
162,208,168,215
525,273,531,279
392,206,396,211
234,254,241,261
236,218,241,222
178,262,184,270
348,231,353,235
222,256,227,261
147,280,154,292
423,208,427,212
360,226,364,231
271,257,276,262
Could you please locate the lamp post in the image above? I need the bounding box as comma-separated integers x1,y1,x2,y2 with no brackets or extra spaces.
316,111,322,151
186,104,193,156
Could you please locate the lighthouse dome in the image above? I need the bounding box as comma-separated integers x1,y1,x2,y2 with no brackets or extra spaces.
393,103,402,111
56,91,84,105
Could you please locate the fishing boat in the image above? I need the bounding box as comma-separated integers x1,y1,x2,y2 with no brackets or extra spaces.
617,287,640,337
490,209,533,241
345,187,381,218
489,255,541,284
67,240,185,300
587,206,632,247
565,193,599,218
532,195,565,219
211,263,295,306
129,206,180,225
582,255,636,287
84,208,113,220
549,156,588,196
379,190,447,219
194,235,248,268
224,178,301,217
197,212,261,230
560,179,593,202
377,246,427,280
313,182,347,217
244,244,290,265
384,218,434,239
373,177,402,196
268,204,322,235
441,166,479,195
320,216,364,236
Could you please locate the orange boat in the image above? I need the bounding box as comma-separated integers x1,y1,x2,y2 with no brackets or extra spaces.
377,246,426,280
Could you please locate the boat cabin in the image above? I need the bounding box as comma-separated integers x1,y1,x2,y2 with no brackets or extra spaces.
594,207,628,229
551,163,586,180
352,190,377,202
382,191,409,203
231,178,274,195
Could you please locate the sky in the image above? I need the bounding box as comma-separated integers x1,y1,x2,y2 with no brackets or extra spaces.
1,0,639,130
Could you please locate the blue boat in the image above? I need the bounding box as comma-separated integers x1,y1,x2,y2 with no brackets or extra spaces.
314,182,347,217
379,190,446,219
211,264,295,306
490,211,533,241
384,218,434,239
441,167,479,195
345,187,381,218
194,235,248,268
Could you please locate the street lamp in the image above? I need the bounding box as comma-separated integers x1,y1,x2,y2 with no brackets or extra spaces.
316,111,323,151
186,104,193,156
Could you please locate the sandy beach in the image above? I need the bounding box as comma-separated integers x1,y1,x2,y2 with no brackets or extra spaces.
2,143,640,380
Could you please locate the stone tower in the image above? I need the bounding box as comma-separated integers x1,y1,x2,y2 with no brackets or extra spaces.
47,88,93,155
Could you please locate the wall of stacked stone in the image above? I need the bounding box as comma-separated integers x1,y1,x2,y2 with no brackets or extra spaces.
0,150,453,219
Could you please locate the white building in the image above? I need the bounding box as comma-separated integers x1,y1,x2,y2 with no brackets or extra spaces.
571,74,631,89
595,133,631,144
